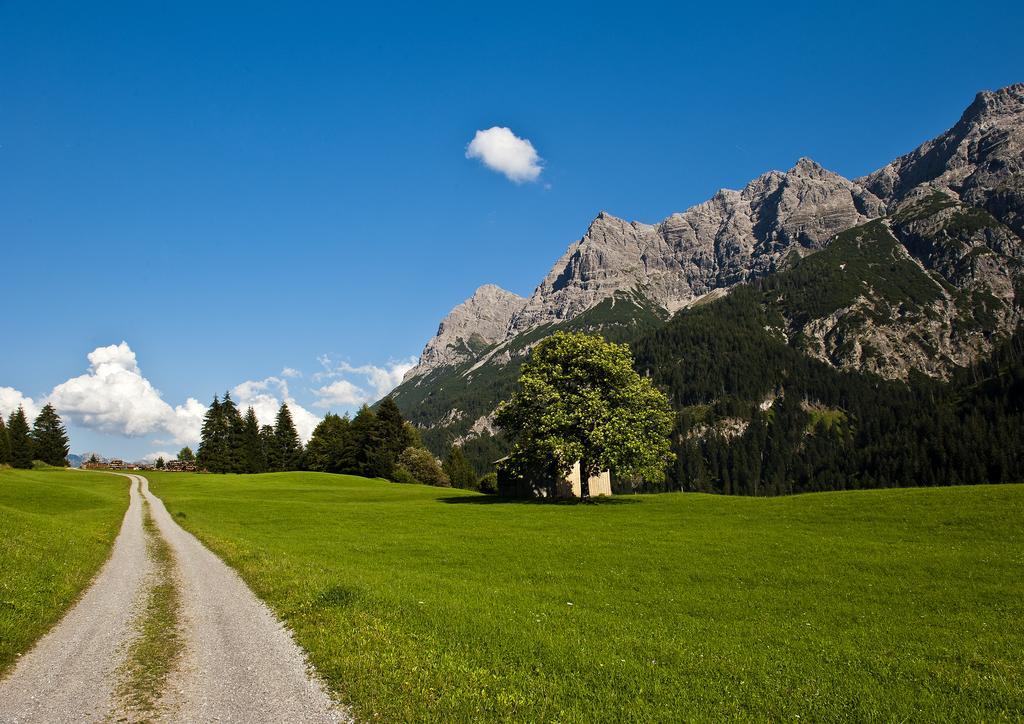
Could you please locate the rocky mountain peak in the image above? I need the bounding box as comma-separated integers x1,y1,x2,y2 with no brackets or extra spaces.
859,83,1024,234
962,83,1024,123
404,284,526,380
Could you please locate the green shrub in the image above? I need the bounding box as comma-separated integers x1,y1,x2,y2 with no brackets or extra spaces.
396,447,450,487
477,471,498,494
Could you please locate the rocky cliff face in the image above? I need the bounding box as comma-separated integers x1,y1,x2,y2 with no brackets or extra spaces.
860,83,1024,236
405,284,526,380
505,158,885,337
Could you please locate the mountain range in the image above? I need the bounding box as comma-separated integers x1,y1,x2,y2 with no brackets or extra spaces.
389,83,1024,485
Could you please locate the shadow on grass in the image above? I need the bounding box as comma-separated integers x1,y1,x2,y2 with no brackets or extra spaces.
437,495,640,506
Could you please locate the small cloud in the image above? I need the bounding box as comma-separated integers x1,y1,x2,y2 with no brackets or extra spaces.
313,355,417,401
313,380,369,409
466,126,543,183
281,367,301,378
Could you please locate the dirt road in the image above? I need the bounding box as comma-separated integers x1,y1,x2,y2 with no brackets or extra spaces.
0,474,347,723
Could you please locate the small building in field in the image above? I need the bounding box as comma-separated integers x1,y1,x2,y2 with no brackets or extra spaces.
495,457,612,499
564,461,612,498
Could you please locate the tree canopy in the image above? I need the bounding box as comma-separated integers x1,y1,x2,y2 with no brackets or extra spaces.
496,331,674,497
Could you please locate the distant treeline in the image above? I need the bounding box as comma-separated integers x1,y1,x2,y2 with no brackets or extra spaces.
196,393,495,491
0,403,71,468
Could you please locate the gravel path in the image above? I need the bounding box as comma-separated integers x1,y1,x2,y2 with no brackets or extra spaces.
0,474,348,723
0,475,153,723
139,475,347,723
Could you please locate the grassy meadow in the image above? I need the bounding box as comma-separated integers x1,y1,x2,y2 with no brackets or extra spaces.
0,467,129,674
147,472,1024,721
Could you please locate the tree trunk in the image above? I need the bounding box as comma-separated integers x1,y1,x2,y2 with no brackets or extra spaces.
579,459,592,501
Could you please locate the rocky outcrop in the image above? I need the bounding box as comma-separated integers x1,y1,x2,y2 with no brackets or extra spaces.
404,284,525,380
506,159,884,336
859,83,1024,236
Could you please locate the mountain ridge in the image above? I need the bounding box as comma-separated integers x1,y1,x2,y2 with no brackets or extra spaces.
389,83,1024,464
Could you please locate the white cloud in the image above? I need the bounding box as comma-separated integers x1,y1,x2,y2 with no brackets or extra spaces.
466,126,543,183
48,342,205,444
0,387,40,421
281,367,301,378
231,376,320,443
312,356,417,406
313,380,369,408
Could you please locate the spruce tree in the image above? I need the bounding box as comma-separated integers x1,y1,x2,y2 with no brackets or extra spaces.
305,413,352,473
349,405,383,477
374,397,412,479
273,403,303,471
443,445,478,489
259,424,277,470
7,407,34,469
241,407,266,473
0,416,10,465
221,391,245,473
30,404,70,467
197,395,228,473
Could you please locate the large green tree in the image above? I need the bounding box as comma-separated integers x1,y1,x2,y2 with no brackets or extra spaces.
178,446,195,463
496,331,674,498
30,404,70,466
272,403,303,471
6,407,34,469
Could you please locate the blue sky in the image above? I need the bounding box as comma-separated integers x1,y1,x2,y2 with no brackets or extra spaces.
2,1,1022,459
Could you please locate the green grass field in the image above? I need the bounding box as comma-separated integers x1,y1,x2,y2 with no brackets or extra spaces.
0,467,129,674
147,472,1024,721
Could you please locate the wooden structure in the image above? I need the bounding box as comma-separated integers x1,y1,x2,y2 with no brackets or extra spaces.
495,457,612,498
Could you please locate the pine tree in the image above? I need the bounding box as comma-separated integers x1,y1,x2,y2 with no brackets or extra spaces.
241,407,266,473
221,391,245,473
259,424,276,470
0,416,10,465
30,404,70,467
349,405,384,477
7,407,33,469
155,456,165,470
197,395,228,473
305,413,352,473
375,397,412,479
443,445,477,489
273,403,303,471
